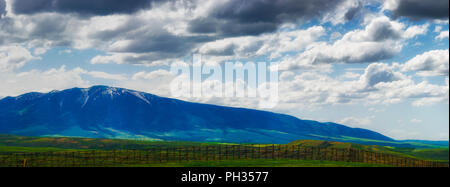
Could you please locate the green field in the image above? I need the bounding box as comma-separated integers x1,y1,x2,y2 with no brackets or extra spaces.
0,134,448,167
124,159,393,167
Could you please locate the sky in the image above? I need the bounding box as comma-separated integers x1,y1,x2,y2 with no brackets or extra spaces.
0,0,449,140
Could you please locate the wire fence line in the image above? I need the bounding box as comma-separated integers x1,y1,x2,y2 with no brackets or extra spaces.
0,144,448,167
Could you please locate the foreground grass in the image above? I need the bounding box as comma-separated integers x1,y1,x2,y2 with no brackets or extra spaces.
124,159,392,167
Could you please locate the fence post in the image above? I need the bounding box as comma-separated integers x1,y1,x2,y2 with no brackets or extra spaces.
257,145,259,159
237,145,241,160
231,145,236,160
205,146,209,161
337,148,340,161
166,147,169,162
244,145,248,160
213,146,216,161
279,145,282,159
218,145,222,161
225,145,228,160
317,148,321,161
251,145,254,159
90,150,94,167
348,149,352,162
192,146,196,161
271,145,275,160
390,154,394,166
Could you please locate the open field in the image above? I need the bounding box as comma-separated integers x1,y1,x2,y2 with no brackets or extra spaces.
0,134,448,167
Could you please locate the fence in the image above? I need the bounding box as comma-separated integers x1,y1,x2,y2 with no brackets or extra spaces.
0,145,448,167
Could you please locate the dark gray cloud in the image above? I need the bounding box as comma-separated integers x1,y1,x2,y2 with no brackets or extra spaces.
0,0,6,18
188,0,345,36
367,19,402,41
3,0,369,65
109,33,213,54
390,0,449,20
99,18,216,55
344,2,362,21
362,63,402,88
11,0,162,16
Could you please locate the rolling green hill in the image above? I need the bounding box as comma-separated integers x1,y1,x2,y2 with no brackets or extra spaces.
288,140,449,161
0,134,448,163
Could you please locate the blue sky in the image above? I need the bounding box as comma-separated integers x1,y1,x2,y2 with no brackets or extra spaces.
0,0,449,140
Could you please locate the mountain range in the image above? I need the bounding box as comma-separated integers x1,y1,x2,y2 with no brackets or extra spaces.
0,85,404,145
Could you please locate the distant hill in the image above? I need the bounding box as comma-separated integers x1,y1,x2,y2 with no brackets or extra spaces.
0,85,396,144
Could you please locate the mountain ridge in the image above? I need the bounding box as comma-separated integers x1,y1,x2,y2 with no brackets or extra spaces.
0,85,394,144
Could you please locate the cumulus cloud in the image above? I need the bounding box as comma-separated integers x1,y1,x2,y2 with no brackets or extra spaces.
401,49,449,76
0,45,36,72
0,0,389,66
0,12,82,51
384,0,449,20
118,69,177,97
0,65,134,97
278,16,423,70
198,25,325,60
132,69,174,81
0,66,90,97
275,62,449,110
436,30,449,40
1,1,207,64
361,63,404,88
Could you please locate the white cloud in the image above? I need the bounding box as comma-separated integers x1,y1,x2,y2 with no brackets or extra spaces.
0,45,36,72
401,49,449,76
412,97,448,107
435,30,449,40
0,66,90,97
275,62,449,110
90,53,171,67
0,65,132,98
278,16,425,70
338,116,374,127
404,23,429,38
132,69,175,81
87,71,127,81
116,69,177,97
198,26,325,61
434,25,443,33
